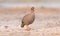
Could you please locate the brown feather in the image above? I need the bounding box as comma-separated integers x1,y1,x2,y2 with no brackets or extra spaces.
21,7,35,28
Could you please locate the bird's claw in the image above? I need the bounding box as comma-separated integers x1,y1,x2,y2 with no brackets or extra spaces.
24,26,31,31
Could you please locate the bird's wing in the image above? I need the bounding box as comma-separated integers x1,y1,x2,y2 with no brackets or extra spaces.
22,13,35,25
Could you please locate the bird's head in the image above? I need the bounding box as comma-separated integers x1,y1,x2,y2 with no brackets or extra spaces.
31,7,35,12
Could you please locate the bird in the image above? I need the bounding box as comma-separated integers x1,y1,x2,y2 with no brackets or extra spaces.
21,7,35,31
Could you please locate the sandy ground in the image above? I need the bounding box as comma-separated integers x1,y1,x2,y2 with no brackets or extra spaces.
0,7,60,36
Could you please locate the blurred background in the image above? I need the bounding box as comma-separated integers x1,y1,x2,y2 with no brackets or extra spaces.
0,0,60,8
0,0,60,36
0,0,60,2
0,0,60,30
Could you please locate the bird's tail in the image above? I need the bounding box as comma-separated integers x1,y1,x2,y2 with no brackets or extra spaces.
21,24,25,28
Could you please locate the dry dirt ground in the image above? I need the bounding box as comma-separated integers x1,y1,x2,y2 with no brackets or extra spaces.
0,7,60,36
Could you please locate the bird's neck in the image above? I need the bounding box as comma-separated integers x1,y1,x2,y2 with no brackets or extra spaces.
30,10,34,13
30,11,35,15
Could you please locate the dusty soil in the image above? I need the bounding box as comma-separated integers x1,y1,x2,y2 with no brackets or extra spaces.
0,7,60,36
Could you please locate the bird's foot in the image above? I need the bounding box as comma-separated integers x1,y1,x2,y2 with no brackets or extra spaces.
25,27,31,31
24,26,31,31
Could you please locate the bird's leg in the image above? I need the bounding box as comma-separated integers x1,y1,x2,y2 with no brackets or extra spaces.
24,25,31,31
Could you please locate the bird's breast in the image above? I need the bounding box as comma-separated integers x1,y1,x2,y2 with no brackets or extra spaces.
22,13,35,25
